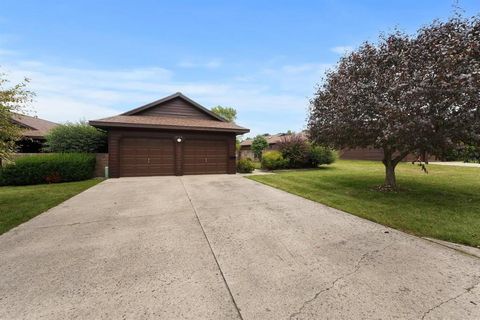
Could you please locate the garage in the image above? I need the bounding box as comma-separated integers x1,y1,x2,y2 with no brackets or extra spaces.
90,92,249,177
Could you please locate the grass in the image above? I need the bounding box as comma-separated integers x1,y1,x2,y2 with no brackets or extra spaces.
248,160,480,248
0,179,102,235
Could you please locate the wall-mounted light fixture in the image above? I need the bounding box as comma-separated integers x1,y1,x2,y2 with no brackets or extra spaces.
176,137,183,143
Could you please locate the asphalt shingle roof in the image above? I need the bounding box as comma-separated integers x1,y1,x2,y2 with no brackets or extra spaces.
90,115,249,133
11,113,58,139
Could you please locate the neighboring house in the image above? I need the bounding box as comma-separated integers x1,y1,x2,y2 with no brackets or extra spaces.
239,132,308,159
90,92,249,177
338,148,427,162
240,132,428,162
11,113,58,153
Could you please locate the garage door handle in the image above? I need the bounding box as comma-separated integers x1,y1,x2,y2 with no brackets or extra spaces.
205,158,208,163
148,157,150,164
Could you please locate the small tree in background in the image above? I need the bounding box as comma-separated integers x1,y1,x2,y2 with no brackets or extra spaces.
308,14,480,190
0,71,34,159
251,135,269,159
211,105,237,122
45,121,107,153
278,133,309,168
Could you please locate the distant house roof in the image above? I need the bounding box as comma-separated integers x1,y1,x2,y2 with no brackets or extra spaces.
240,131,308,147
11,113,59,139
90,92,250,134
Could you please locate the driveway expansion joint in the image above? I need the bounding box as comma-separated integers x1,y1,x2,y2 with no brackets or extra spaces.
180,177,244,320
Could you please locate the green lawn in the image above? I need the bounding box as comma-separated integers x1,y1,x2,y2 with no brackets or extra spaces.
0,179,102,235
248,160,480,248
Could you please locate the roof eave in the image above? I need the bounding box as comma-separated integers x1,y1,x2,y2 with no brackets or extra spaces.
89,120,250,134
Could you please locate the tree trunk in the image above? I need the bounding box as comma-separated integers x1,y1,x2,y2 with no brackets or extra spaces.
384,161,397,189
382,150,398,190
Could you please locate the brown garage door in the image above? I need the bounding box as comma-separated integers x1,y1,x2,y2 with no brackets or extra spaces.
183,139,228,174
119,138,175,177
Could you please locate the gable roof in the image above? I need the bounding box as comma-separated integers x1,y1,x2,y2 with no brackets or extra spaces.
11,113,59,139
121,92,227,122
90,92,250,134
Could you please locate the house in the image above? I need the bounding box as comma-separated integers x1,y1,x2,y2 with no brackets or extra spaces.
240,132,427,162
11,113,58,152
90,92,249,177
338,148,420,161
239,132,307,159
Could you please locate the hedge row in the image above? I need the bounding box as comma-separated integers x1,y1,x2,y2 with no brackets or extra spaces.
261,146,336,171
0,153,96,186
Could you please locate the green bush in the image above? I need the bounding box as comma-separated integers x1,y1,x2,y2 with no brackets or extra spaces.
45,122,107,153
237,158,255,173
308,145,337,167
0,153,96,186
461,145,480,163
261,151,288,170
438,145,480,163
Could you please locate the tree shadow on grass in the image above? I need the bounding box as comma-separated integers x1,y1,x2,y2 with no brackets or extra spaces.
274,165,338,173
326,174,478,207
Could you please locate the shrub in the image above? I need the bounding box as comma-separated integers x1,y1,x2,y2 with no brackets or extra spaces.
461,145,480,163
438,144,480,163
308,145,337,167
45,122,107,153
261,151,288,170
237,158,255,173
278,134,310,168
0,153,96,186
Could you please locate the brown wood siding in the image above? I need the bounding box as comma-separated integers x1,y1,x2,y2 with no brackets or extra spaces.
135,97,215,120
339,148,385,161
107,128,236,177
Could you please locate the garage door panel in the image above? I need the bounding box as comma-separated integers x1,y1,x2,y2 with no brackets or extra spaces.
119,138,175,177
183,139,228,174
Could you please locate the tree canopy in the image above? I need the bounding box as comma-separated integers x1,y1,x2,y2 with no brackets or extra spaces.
251,135,269,159
308,14,480,189
0,71,34,159
211,105,237,122
45,121,107,153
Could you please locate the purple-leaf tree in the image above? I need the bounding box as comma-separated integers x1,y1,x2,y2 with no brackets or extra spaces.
308,15,480,190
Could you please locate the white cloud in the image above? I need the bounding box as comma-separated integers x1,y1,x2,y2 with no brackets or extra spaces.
331,45,353,55
1,60,178,122
0,48,16,56
281,63,330,75
0,47,329,136
178,58,222,69
34,96,119,123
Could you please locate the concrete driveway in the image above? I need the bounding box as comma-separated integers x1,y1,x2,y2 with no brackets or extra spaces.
1,175,479,319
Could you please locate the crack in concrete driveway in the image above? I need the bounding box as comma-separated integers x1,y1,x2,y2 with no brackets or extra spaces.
1,175,479,319
288,243,394,320
420,280,480,320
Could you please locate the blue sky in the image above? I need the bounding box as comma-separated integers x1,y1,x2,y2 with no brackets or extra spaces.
1,0,479,137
